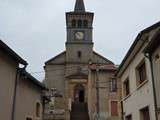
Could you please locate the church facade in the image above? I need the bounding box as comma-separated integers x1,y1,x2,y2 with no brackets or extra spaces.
44,0,121,120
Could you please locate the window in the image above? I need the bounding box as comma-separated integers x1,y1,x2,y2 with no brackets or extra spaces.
137,62,147,85
155,54,160,61
123,78,130,97
111,101,118,116
72,19,76,27
78,20,82,28
36,102,41,117
110,79,117,92
83,20,88,27
78,51,82,58
26,117,32,120
125,115,132,120
140,106,150,120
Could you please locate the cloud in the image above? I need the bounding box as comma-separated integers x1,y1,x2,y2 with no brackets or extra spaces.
0,0,160,80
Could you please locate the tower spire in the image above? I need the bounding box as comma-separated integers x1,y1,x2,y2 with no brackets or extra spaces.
74,0,85,12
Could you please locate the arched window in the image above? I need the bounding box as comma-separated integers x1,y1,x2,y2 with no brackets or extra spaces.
78,20,82,28
72,19,76,27
36,102,41,117
83,20,88,28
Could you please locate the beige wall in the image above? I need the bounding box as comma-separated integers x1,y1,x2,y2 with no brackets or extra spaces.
45,64,65,93
15,76,43,120
152,45,160,108
0,49,44,120
88,70,121,120
0,50,17,120
120,40,156,120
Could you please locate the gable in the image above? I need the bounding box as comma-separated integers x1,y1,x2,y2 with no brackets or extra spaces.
92,51,114,64
45,51,66,65
45,51,113,65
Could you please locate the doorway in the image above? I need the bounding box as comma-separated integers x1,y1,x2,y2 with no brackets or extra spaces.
74,84,85,103
79,90,85,102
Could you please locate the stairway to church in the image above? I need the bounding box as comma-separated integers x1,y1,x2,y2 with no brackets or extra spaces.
70,102,89,120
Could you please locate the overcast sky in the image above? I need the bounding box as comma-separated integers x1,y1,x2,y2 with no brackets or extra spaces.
0,0,160,80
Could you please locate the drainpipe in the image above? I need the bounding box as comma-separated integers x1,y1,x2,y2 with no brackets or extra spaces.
42,94,46,120
121,101,124,120
96,65,100,120
144,53,158,120
11,64,27,120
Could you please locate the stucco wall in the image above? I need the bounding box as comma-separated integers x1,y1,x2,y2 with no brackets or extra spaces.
120,42,156,120
152,45,160,108
15,77,43,120
0,50,17,120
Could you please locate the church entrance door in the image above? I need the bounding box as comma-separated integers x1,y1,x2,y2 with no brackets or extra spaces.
74,84,85,103
79,89,84,102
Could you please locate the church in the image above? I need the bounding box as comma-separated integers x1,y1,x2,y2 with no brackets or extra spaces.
44,0,121,120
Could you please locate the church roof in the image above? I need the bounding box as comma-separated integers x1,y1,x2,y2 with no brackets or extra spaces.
74,0,85,12
45,50,114,65
20,69,46,89
93,51,114,64
45,51,66,65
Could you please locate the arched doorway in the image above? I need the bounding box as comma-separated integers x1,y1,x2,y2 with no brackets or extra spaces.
74,84,85,103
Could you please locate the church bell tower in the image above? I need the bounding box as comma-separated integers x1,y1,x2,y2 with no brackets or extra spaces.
66,0,94,63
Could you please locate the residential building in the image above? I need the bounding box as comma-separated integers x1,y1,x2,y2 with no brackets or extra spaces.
144,24,160,120
14,69,46,120
0,40,27,120
116,22,160,120
0,40,46,120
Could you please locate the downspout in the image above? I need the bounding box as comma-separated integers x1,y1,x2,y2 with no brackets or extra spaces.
42,93,45,120
11,64,27,120
121,101,124,120
144,53,158,120
95,65,100,120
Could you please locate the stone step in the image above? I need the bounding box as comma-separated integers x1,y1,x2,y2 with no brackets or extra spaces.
70,102,89,120
71,115,89,120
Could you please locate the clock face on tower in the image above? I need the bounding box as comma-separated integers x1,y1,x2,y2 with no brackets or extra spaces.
75,31,84,40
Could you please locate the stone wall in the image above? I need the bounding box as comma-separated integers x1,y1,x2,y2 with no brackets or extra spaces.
88,70,121,120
